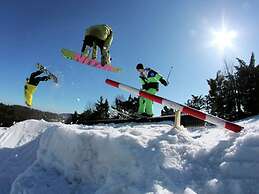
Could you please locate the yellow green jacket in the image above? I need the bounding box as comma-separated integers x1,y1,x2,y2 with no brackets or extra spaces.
85,24,112,40
139,68,163,91
24,83,37,106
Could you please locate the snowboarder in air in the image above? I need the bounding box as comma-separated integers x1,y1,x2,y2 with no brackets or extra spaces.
24,65,51,107
136,63,168,117
81,24,113,66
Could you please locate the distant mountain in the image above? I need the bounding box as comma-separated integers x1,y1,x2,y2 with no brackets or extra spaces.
0,103,69,127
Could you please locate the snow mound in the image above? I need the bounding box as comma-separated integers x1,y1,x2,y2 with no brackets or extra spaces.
0,119,53,148
4,115,259,194
0,120,54,194
203,117,259,194
11,123,203,194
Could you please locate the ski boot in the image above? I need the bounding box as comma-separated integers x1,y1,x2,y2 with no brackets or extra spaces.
101,48,111,66
81,46,90,57
36,63,47,72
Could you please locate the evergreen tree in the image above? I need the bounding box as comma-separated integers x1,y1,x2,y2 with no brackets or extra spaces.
77,108,94,122
235,52,259,115
186,95,207,110
71,111,79,124
219,62,241,120
93,96,110,119
207,71,227,118
206,52,259,120
114,95,138,117
161,106,175,116
75,97,110,123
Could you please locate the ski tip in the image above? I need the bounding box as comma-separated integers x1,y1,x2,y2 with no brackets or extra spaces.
61,48,71,54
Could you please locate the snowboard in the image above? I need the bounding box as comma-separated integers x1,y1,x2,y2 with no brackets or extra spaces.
61,48,121,73
36,63,58,83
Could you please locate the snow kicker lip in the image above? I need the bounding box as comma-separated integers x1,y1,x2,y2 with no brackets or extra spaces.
105,79,244,133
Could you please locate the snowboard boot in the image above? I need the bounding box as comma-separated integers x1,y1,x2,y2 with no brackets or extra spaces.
82,50,89,58
101,55,112,66
133,112,152,118
47,75,52,80
101,48,111,66
82,46,90,57
36,63,47,72
141,113,153,118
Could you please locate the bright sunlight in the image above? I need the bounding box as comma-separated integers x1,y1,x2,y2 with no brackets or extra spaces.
210,24,237,52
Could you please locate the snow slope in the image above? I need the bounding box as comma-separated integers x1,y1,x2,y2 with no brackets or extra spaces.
0,116,258,194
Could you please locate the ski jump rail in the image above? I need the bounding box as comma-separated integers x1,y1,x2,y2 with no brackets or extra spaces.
105,79,243,133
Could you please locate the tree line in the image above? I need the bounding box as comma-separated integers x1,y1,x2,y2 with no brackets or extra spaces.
164,53,259,121
0,103,64,127
2,53,258,126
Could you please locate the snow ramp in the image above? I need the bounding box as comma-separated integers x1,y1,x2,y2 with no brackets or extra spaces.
9,116,259,194
11,123,203,194
0,120,54,194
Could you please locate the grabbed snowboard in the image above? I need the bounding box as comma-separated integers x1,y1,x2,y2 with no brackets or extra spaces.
36,63,58,83
61,48,121,73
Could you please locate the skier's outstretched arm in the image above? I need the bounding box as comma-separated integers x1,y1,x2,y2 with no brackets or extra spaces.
37,76,50,82
153,72,168,86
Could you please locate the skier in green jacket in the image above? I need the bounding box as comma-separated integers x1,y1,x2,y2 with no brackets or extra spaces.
136,63,168,117
81,24,113,66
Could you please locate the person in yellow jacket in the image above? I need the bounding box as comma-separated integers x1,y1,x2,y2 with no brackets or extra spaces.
81,24,113,66
24,68,51,107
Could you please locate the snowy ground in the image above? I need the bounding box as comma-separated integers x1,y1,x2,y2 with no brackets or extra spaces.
0,116,258,194
0,127,6,135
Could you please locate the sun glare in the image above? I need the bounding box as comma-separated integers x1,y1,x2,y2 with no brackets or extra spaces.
210,25,237,52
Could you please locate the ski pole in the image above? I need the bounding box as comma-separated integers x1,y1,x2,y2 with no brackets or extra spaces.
166,66,173,84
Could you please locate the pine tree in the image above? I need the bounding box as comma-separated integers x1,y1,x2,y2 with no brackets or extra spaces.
235,52,259,115
93,96,110,119
114,95,138,117
71,111,79,124
207,71,227,118
186,95,207,110
161,106,175,116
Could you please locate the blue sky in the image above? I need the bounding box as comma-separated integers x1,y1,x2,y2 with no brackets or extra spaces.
0,0,259,115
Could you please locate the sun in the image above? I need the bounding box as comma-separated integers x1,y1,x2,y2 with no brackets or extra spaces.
210,24,237,52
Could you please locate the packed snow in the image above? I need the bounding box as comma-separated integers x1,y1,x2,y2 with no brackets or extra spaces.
0,116,258,194
0,120,57,194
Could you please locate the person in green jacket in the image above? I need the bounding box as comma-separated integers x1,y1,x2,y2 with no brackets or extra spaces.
24,67,51,107
81,24,113,66
136,63,168,117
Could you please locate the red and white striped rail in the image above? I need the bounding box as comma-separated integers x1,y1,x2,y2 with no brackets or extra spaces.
105,79,243,133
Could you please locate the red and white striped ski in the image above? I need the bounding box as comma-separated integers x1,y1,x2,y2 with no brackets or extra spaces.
105,79,243,133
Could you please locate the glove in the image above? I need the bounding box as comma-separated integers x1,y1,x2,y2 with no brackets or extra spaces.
142,84,148,90
160,78,168,86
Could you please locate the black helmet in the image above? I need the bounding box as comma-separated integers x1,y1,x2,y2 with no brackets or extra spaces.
136,63,144,70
